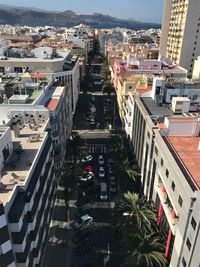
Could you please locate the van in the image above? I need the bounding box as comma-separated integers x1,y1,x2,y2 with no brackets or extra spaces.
100,182,108,201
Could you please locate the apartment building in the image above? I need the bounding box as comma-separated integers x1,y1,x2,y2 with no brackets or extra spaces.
159,0,200,75
111,57,187,126
130,91,200,266
0,47,80,115
0,70,77,266
0,119,56,267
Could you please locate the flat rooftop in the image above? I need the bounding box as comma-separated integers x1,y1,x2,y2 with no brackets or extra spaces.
167,136,200,190
0,124,47,205
141,97,174,117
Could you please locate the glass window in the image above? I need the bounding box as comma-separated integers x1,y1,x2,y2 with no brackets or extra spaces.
178,196,183,207
171,181,175,191
191,217,197,230
186,238,191,251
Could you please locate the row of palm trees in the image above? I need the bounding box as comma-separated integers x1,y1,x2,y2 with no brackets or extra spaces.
109,130,168,267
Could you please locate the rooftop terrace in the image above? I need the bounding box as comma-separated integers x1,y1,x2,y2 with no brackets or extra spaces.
0,124,48,205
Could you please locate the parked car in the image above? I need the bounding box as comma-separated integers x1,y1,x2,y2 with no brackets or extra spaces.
98,155,104,165
72,214,93,230
85,165,93,172
90,119,95,126
100,182,108,200
109,181,117,193
81,155,93,163
98,166,105,178
80,172,94,182
109,176,116,182
108,158,114,168
108,167,114,176
71,231,91,244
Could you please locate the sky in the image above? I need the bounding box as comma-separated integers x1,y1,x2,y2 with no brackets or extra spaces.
0,0,163,23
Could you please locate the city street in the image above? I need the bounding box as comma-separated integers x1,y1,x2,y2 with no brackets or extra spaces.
42,137,121,267
42,77,124,267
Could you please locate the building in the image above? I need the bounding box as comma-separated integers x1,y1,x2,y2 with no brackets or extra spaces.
0,121,56,267
129,90,200,266
159,0,200,75
0,66,78,266
0,47,80,115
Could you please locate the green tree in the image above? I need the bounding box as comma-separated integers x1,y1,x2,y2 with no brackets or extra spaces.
114,158,140,180
115,192,158,234
122,231,167,267
68,131,86,166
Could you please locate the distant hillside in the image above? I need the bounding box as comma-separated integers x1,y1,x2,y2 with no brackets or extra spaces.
0,6,160,29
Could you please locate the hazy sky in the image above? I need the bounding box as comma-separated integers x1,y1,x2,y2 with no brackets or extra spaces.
0,0,163,23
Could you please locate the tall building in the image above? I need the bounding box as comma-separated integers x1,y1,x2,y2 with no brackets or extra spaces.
159,0,200,75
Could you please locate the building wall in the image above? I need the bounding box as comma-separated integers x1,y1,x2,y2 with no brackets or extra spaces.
0,203,15,267
6,135,56,266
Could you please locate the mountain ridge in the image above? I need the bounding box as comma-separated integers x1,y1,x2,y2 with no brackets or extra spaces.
0,5,161,29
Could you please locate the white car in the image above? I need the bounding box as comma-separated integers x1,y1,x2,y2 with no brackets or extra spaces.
99,166,105,178
80,172,94,182
100,182,108,200
81,155,93,163
90,119,95,125
98,155,104,165
72,214,93,230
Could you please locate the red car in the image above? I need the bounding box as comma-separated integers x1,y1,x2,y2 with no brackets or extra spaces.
85,165,93,172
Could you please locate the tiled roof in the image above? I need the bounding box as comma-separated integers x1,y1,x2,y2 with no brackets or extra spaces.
167,136,200,189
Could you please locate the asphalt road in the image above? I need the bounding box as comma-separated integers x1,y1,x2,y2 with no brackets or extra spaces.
42,140,121,267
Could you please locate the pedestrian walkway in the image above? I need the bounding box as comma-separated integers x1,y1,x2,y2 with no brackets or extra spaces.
69,200,115,209
88,144,107,154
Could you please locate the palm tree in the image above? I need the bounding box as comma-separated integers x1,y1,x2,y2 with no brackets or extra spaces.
121,231,167,267
114,158,140,180
68,131,86,166
114,192,158,234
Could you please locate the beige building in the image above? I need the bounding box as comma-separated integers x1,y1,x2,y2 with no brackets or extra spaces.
159,0,200,75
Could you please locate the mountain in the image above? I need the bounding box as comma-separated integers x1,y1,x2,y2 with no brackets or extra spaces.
0,6,161,29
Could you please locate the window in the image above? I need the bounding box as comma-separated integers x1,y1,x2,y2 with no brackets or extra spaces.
147,131,150,138
178,195,183,207
192,95,198,100
171,181,175,191
161,158,164,167
192,53,195,57
182,257,186,267
186,238,191,251
129,86,132,89
191,217,197,230
155,146,158,156
166,169,169,178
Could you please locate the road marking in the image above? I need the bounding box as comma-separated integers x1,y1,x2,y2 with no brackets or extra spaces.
96,249,114,255
68,200,115,209
93,222,111,227
50,220,71,229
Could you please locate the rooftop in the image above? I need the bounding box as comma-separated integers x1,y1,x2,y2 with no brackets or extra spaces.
141,97,174,117
167,136,200,189
0,124,48,205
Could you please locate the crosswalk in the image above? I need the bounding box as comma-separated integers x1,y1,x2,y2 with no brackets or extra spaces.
88,144,107,154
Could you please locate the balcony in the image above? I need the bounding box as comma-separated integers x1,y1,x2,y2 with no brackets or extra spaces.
157,181,178,235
